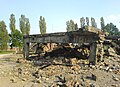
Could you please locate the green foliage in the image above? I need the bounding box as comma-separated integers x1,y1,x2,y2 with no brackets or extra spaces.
9,14,23,48
10,29,23,48
80,17,85,28
9,14,16,33
66,20,75,32
86,17,89,26
100,17,105,31
0,21,9,50
66,21,70,32
0,50,15,54
20,15,25,34
104,23,120,35
91,17,97,28
75,23,78,30
70,20,75,31
39,16,46,34
25,18,30,35
19,15,30,35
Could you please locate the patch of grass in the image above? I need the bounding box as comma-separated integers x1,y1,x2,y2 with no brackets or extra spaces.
0,50,15,54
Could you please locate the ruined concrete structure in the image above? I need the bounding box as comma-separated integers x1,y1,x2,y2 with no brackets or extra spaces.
23,26,105,64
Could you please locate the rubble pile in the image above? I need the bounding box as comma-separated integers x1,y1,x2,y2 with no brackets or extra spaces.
11,53,120,87
37,43,90,61
0,51,120,87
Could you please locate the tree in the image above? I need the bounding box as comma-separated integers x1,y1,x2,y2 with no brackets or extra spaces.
66,20,75,32
39,16,46,34
11,29,23,48
66,21,70,32
25,18,30,35
80,17,85,28
100,17,105,31
91,17,97,28
86,17,89,26
75,23,78,30
9,14,16,48
95,22,97,28
9,14,16,33
104,23,120,35
0,21,9,50
70,20,75,31
20,15,25,35
9,14,25,49
19,15,30,35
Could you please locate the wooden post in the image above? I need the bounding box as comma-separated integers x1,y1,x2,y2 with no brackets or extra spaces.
89,42,97,65
23,42,29,59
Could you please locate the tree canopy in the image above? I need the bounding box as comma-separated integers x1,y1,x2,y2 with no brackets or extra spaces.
104,23,120,35
10,29,23,48
9,14,23,49
86,17,89,26
19,15,30,35
100,17,105,31
66,20,76,32
9,14,16,33
91,17,97,28
75,23,78,30
39,16,46,34
0,21,9,50
80,17,85,28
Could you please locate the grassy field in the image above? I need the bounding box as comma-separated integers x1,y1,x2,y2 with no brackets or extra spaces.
0,50,15,54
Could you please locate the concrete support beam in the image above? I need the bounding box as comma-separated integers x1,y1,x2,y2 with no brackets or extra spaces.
96,42,104,62
89,42,97,64
23,42,29,59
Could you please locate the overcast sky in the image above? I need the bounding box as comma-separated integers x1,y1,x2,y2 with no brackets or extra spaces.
0,0,120,34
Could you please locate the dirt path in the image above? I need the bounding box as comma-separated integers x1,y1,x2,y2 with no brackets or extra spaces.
0,54,39,87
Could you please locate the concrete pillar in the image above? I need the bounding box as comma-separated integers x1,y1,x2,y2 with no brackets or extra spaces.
36,43,40,56
96,42,104,62
23,42,29,59
89,42,97,65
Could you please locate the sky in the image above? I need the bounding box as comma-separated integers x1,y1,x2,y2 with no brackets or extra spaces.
0,0,120,34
